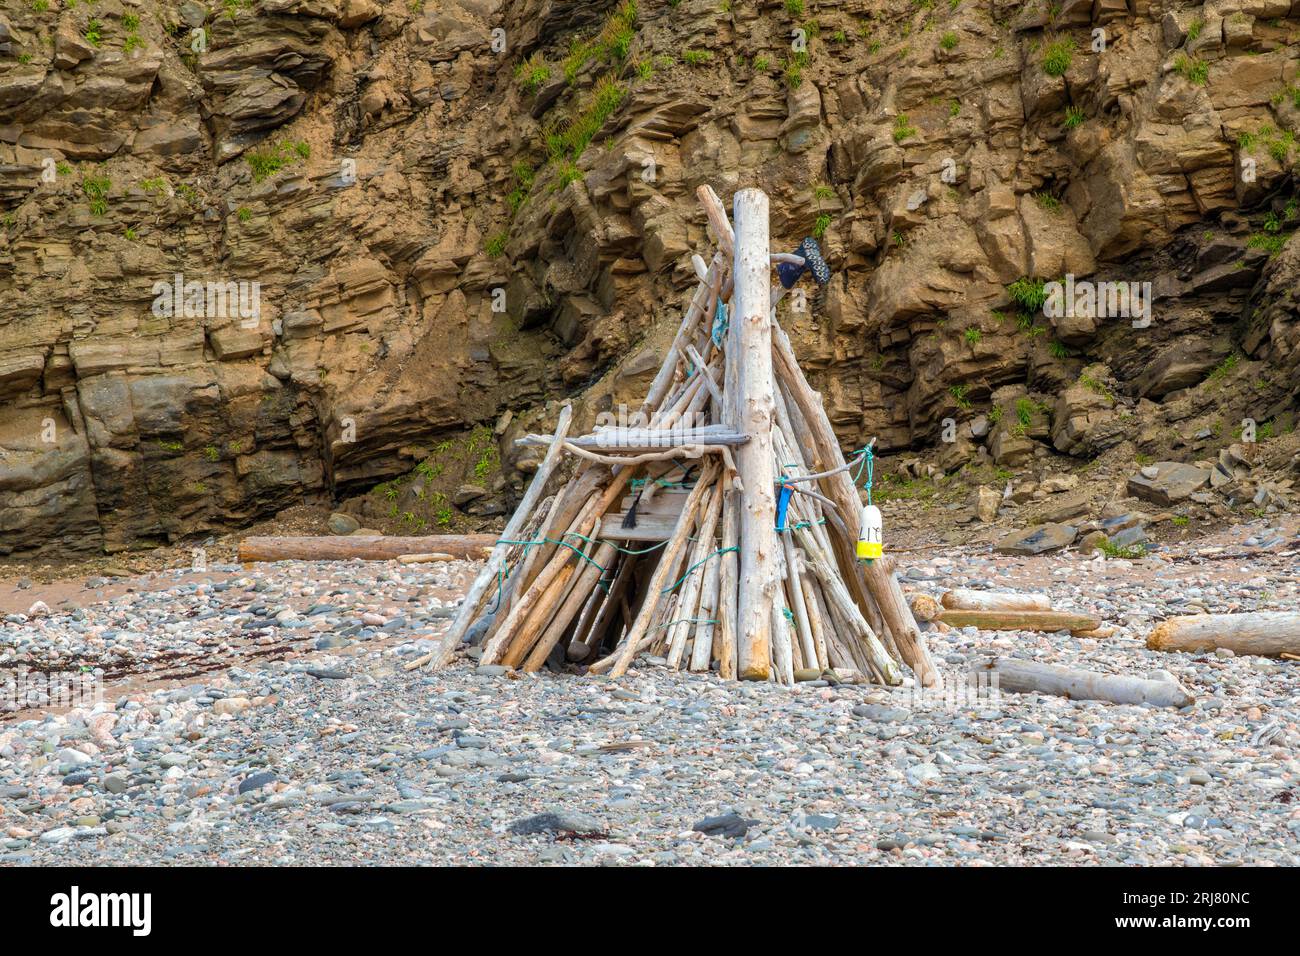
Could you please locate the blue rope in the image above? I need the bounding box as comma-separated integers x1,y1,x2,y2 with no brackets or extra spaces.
863,447,873,509
711,301,729,347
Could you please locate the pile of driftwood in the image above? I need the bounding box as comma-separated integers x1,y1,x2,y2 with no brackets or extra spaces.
407,186,938,686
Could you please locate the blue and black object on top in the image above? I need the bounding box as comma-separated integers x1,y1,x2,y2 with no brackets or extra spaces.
776,237,832,289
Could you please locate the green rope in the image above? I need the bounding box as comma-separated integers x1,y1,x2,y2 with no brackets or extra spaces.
629,477,692,490
485,565,509,614
781,606,795,623
558,531,668,556
788,518,826,531
662,546,738,594
656,617,718,630
497,537,608,576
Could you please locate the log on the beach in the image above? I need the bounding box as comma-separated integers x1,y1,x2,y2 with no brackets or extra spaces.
1146,612,1300,658
238,535,496,563
982,657,1194,708
937,610,1102,632
941,589,1052,612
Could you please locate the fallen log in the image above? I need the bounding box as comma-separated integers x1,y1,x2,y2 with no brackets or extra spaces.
981,657,1194,708
1146,612,1300,658
941,589,1051,612
937,609,1101,632
239,535,496,564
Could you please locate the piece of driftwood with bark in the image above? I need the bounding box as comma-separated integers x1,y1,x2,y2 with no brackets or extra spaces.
407,186,938,687
980,658,1195,709
239,535,496,564
1146,612,1300,658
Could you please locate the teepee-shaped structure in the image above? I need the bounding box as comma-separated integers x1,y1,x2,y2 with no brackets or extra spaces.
419,186,939,687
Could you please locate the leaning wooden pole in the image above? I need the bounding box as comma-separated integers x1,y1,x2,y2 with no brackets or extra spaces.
422,404,573,670
732,188,778,681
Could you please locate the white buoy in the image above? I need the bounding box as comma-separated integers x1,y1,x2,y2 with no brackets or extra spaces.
857,503,883,562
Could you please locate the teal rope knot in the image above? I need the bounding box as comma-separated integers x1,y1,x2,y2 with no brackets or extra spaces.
711,301,729,347
851,445,875,506
662,546,738,594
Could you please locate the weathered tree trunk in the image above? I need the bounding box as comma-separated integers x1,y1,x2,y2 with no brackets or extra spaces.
1147,612,1300,658
941,589,1052,612
981,658,1194,708
238,535,496,564
938,610,1101,632
732,187,777,681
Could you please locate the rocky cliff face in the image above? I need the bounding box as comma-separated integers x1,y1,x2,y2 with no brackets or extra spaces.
1,0,1298,556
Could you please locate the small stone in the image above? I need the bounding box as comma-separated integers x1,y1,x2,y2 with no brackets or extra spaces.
509,811,606,838
238,771,277,794
328,512,361,535
692,812,757,839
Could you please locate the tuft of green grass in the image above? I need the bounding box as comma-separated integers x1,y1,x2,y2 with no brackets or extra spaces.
1034,192,1061,213
949,384,973,410
245,141,310,182
81,172,111,216
940,31,959,51
784,0,805,15
1246,231,1290,255
485,232,508,257
515,53,550,95
1207,353,1240,385
893,114,918,143
1080,372,1114,401
1174,53,1209,85
1008,277,1048,312
1099,540,1146,559
84,19,103,46
682,49,712,66
964,327,982,345
1063,105,1085,129
1042,37,1074,77
546,75,627,161
812,213,831,239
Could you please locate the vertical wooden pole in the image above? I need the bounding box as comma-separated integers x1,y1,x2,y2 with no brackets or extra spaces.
732,188,776,681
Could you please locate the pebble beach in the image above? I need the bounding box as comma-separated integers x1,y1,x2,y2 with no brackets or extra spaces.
2,520,1297,866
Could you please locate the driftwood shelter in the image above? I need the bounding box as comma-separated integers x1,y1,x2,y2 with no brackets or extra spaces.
414,186,940,687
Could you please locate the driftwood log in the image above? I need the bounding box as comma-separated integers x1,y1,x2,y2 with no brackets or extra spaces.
941,589,1051,612
937,610,1101,632
1146,612,1300,658
982,658,1195,708
239,535,496,563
